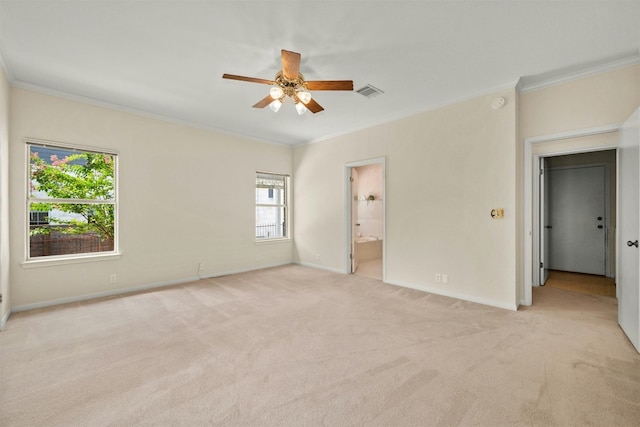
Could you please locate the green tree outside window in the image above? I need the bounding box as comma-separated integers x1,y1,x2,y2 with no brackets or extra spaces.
28,143,117,258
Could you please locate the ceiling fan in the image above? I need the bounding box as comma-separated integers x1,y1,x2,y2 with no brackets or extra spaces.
222,49,354,115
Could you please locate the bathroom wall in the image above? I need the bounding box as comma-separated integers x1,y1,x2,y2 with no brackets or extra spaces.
355,164,383,239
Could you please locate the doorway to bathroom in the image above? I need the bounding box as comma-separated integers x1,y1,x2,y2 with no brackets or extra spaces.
345,158,385,280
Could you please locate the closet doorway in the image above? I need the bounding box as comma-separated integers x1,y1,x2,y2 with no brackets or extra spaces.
541,153,615,281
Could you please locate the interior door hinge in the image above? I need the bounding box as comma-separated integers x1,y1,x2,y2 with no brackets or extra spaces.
540,262,544,268
350,253,354,259
350,176,354,182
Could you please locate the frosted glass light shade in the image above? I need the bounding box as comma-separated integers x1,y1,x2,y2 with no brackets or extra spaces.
269,99,282,112
297,90,312,104
295,101,307,115
270,86,284,99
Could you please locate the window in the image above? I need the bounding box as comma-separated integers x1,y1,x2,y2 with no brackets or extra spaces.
29,211,49,226
27,140,118,260
256,172,288,240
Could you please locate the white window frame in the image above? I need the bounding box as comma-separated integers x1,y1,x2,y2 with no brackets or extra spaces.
24,138,119,265
255,171,290,242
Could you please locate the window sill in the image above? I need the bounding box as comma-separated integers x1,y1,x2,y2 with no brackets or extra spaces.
22,252,122,268
255,238,291,245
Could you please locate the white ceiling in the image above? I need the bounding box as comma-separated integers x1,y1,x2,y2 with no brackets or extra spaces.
1,1,639,146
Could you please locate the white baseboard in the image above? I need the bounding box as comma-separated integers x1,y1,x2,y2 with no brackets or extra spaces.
385,278,518,311
12,262,294,313
12,276,200,313
1,308,11,330
9,262,516,315
199,262,292,279
296,261,345,275
295,262,516,311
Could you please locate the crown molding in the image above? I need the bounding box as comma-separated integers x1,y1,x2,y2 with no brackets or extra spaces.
11,80,293,148
517,52,640,94
0,41,15,83
295,80,519,148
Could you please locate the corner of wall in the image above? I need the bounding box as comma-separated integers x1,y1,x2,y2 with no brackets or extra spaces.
0,308,11,330
637,62,640,106
514,87,522,307
0,62,11,326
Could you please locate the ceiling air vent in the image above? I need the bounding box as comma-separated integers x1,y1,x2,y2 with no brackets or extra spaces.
356,84,384,98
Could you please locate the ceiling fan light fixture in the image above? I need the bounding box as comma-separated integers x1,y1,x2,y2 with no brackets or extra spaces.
270,86,284,99
296,89,312,104
223,49,353,115
295,101,307,115
269,99,283,112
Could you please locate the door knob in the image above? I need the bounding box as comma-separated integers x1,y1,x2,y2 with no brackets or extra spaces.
628,240,639,248
597,217,602,221
597,225,603,229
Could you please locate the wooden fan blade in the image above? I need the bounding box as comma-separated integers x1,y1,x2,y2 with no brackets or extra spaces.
222,74,275,85
281,50,301,80
306,80,354,91
253,95,275,108
297,95,324,114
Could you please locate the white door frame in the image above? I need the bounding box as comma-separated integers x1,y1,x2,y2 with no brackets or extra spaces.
539,157,550,285
523,125,619,306
345,157,386,279
349,167,359,274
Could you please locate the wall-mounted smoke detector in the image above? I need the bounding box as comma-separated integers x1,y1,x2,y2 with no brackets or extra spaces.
356,84,384,98
491,97,506,110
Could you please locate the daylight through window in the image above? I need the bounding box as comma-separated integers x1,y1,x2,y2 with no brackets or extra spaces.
27,141,118,259
256,172,288,240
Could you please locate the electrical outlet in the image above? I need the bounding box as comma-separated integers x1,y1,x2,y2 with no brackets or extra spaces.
442,274,449,284
435,274,441,283
199,262,205,270
110,274,117,284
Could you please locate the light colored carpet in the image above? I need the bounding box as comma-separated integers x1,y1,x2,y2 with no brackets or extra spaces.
1,264,639,426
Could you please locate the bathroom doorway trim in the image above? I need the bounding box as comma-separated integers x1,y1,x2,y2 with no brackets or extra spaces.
344,157,386,280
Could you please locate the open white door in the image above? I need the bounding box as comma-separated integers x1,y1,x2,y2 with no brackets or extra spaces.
618,108,640,352
350,168,359,274
539,158,550,284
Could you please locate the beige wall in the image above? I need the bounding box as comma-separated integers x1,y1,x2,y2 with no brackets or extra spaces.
294,89,519,310
519,64,639,300
0,66,10,327
515,89,524,305
4,63,638,314
520,65,640,140
9,88,293,309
